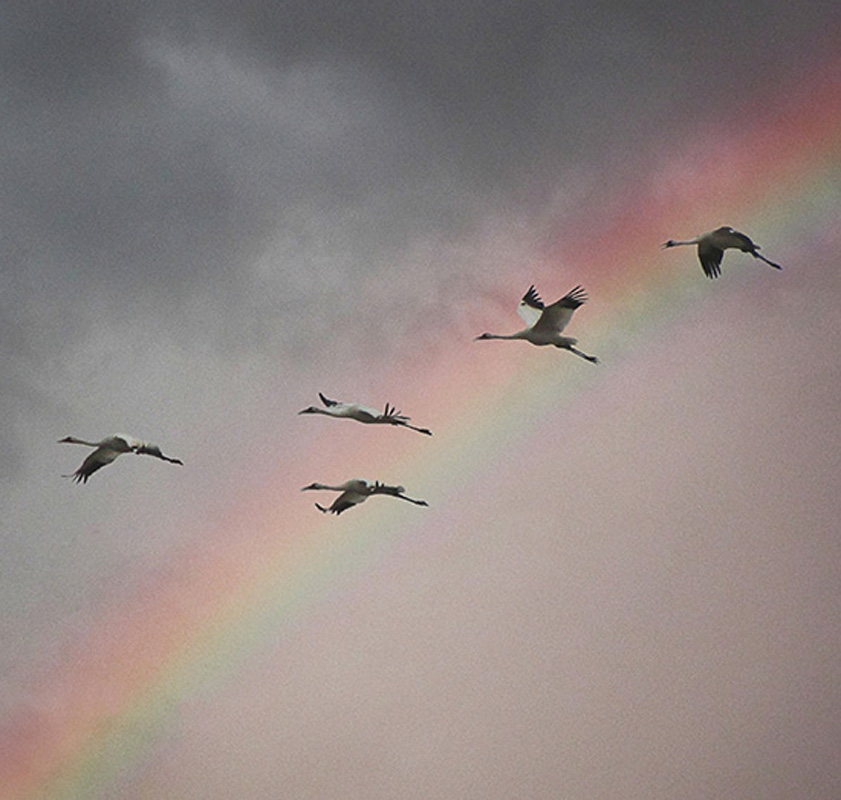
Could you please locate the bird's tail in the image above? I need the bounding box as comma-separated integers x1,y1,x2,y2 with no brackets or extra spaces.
383,404,431,434
383,403,409,422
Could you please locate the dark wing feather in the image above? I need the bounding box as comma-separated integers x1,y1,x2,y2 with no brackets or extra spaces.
318,392,339,407
555,285,587,309
521,285,545,310
532,285,588,335
697,242,724,279
730,230,756,250
329,497,358,515
518,285,546,327
381,403,410,423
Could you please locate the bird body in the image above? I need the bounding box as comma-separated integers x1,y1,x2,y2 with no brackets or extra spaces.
475,285,599,363
298,393,432,435
59,433,183,483
661,226,783,279
301,479,428,515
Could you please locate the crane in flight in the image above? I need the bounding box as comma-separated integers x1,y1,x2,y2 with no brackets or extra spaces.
475,285,599,363
661,226,783,279
58,433,183,483
298,393,432,435
301,479,428,515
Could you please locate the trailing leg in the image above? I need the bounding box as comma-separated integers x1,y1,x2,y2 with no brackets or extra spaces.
567,345,599,364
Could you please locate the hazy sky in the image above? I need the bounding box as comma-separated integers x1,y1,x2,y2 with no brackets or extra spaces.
2,2,841,798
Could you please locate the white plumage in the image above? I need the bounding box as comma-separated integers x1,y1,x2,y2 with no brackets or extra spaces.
298,393,432,435
58,434,183,484
300,479,429,515
475,285,599,363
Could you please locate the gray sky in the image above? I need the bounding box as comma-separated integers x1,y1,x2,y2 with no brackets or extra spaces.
2,2,841,798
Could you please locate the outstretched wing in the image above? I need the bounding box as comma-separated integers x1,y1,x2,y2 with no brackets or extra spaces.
316,498,361,515
723,227,756,250
533,285,588,334
65,446,121,483
324,487,370,515
318,392,339,407
327,495,358,515
697,241,724,279
517,285,545,327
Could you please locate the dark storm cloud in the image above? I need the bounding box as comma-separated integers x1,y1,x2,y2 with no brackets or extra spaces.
1,0,837,475
4,0,835,287
0,1,144,101
3,0,834,308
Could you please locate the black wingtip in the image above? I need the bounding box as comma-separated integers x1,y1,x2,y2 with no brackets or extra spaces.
522,285,544,308
560,285,588,307
701,261,721,279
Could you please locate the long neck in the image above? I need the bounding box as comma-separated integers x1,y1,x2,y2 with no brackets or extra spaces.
60,437,99,447
310,482,357,492
483,330,528,341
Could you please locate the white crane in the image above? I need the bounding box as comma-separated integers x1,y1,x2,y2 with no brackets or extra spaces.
58,433,183,484
661,226,783,279
475,285,599,363
301,479,429,515
298,393,432,435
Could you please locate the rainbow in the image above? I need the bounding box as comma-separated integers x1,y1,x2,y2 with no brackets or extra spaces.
4,56,840,800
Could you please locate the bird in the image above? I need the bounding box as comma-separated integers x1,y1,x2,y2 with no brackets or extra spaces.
300,479,429,515
474,285,599,363
661,226,783,279
58,433,183,483
298,393,432,435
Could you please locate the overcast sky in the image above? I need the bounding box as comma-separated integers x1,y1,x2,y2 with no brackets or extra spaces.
3,2,841,798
